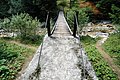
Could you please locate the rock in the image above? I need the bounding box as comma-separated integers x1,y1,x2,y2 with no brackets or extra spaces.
96,32,109,38
87,22,94,27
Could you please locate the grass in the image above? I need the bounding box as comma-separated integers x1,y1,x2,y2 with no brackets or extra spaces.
81,35,118,80
18,35,44,46
0,34,44,47
0,39,36,80
103,32,120,67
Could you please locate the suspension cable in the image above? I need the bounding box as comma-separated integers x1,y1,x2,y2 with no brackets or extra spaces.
36,11,59,80
36,11,50,80
74,12,86,79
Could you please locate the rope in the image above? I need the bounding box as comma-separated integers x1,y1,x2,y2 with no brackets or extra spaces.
36,11,59,80
64,11,86,79
51,12,59,35
74,13,86,79
36,11,50,80
64,11,87,79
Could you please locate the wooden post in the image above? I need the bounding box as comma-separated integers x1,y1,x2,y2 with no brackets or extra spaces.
73,15,77,37
46,12,51,36
76,11,79,24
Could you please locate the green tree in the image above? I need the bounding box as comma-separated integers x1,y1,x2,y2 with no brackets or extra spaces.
0,0,10,18
57,0,68,10
77,8,89,33
9,0,23,14
0,0,23,18
10,13,40,39
109,4,120,24
1,18,11,32
0,0,58,21
85,0,120,19
22,0,57,21
67,7,89,33
0,13,40,39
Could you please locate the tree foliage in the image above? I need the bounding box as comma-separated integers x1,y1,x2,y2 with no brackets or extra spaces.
0,0,10,18
67,7,89,33
57,0,69,10
1,13,40,42
84,0,120,20
109,4,120,24
0,0,58,21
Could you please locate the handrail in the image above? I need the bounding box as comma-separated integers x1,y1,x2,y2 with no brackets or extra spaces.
51,11,73,35
36,11,60,78
36,12,51,79
64,12,73,35
63,12,73,35
74,12,86,79
51,12,59,35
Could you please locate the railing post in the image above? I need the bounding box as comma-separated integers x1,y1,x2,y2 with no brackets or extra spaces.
76,11,79,24
73,15,77,37
46,12,51,36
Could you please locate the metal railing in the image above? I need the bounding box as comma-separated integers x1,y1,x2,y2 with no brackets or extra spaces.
36,12,50,80
50,11,59,35
73,11,87,79
35,11,59,80
64,10,87,79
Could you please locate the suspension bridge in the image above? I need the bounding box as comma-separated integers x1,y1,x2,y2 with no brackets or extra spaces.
18,11,98,80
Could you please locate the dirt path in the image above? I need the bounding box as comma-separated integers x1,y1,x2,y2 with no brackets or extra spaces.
96,40,120,80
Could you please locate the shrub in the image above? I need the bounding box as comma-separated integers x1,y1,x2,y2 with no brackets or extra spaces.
10,13,40,39
20,35,44,46
67,7,89,33
80,35,97,45
57,0,68,10
85,45,118,80
0,13,43,45
0,40,34,80
1,18,11,32
109,4,120,25
81,36,118,80
0,41,19,80
103,33,120,66
67,10,74,31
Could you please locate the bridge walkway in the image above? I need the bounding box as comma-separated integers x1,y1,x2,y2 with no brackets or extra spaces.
18,11,98,80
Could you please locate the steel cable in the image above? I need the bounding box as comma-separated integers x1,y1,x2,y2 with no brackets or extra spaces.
36,11,59,80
